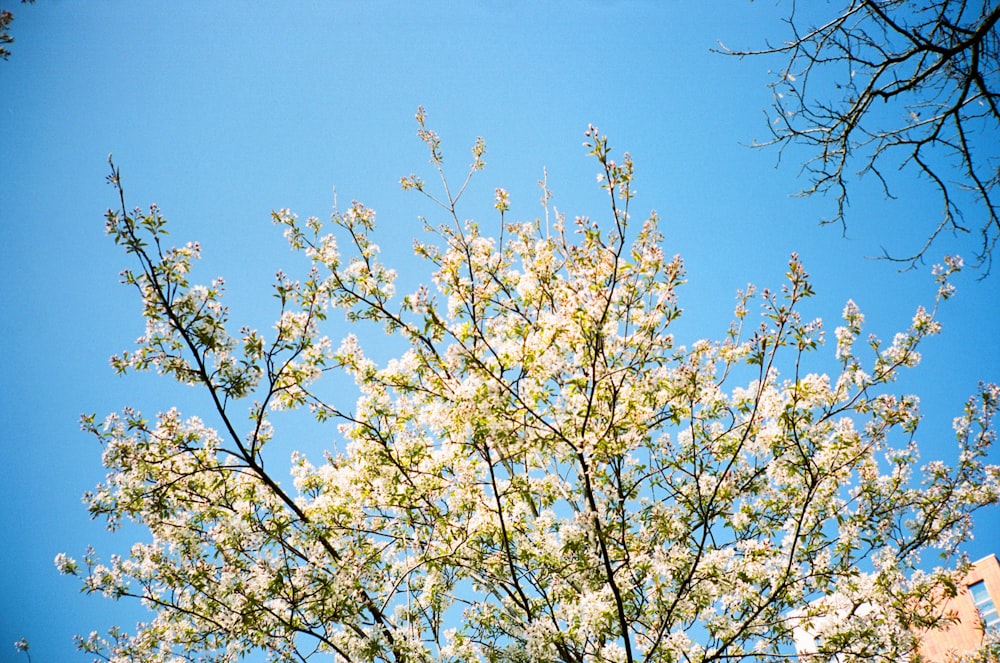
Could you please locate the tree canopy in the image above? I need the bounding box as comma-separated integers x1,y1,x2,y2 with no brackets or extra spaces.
727,0,1000,272
60,114,1000,663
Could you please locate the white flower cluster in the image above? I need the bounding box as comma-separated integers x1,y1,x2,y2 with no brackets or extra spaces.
73,124,998,663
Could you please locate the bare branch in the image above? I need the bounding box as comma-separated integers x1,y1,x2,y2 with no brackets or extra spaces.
724,0,1000,273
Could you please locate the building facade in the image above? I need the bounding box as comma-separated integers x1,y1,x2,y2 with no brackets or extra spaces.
790,554,1000,662
916,554,1000,662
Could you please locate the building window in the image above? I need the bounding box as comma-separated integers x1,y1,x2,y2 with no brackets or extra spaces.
969,580,999,630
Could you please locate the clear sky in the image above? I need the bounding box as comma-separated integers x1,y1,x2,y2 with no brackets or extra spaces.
1,2,998,661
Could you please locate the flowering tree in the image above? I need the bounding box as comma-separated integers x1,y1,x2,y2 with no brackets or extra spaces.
1,0,36,61
62,111,1000,663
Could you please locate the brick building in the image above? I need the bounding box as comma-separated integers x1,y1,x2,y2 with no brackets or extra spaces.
790,554,1000,662
916,554,1000,662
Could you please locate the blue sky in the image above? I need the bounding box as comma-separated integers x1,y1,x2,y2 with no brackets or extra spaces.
1,2,998,661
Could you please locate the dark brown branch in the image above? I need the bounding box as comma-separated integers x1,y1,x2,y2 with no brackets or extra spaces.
724,0,1000,273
